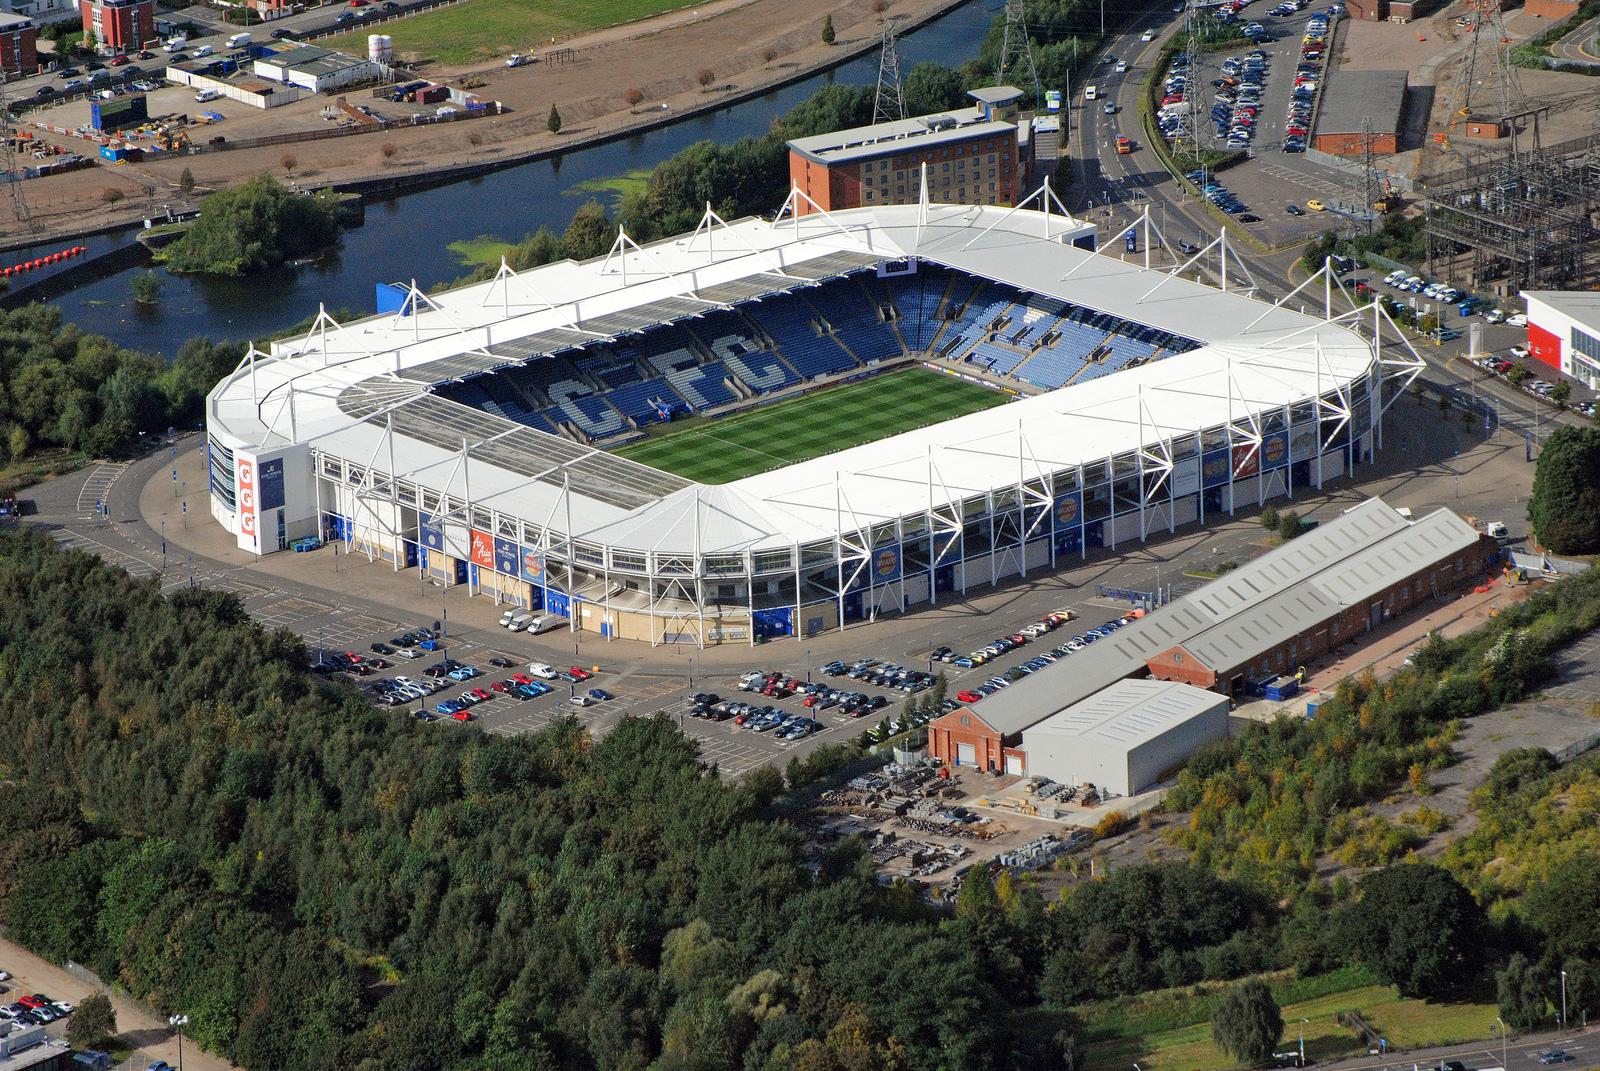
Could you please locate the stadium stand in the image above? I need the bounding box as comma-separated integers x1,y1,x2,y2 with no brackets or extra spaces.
821,275,903,364
689,311,801,394
666,362,738,410
544,380,627,438
607,377,687,424
885,267,951,351
747,292,859,379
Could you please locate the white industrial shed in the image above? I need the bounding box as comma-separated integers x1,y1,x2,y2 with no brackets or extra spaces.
1019,679,1229,797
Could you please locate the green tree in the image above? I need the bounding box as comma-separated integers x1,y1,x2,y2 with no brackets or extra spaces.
1552,380,1572,408
562,200,613,260
1497,953,1547,1031
1343,863,1486,999
131,270,162,307
6,424,28,461
1210,979,1283,1063
822,14,835,43
1259,503,1279,531
1528,425,1600,553
162,174,343,276
1277,510,1301,542
902,62,964,115
1525,856,1600,963
547,103,562,133
66,993,116,1049
178,167,195,196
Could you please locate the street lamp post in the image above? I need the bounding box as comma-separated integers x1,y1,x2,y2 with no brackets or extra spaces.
1299,1018,1310,1067
168,1013,190,1071
1493,1017,1507,1070
1561,969,1568,1030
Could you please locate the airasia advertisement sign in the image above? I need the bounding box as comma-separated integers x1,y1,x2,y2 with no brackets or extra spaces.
468,528,495,568
236,455,258,544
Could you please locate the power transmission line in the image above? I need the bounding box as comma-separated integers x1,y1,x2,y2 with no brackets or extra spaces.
873,17,906,124
997,0,1042,108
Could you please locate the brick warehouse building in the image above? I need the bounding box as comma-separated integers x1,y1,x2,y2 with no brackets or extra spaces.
1311,70,1408,157
787,86,1027,215
0,12,36,77
927,499,1496,772
79,0,153,54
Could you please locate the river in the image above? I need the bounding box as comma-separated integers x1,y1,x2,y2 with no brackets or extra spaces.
17,0,997,355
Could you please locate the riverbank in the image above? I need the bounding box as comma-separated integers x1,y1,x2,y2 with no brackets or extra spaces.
0,0,970,247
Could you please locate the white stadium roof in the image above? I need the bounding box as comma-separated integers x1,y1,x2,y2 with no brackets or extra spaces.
209,200,1381,557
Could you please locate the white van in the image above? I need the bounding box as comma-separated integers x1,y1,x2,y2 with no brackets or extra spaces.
226,32,252,49
192,44,214,57
504,609,534,631
1084,84,1098,100
194,88,223,103
165,36,188,51
527,662,558,679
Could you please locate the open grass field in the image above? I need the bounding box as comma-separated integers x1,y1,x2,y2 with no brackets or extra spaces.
611,368,1009,484
322,0,706,64
1080,968,1498,1071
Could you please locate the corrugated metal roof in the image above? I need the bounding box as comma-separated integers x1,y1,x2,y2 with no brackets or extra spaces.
1024,679,1226,747
958,498,1449,735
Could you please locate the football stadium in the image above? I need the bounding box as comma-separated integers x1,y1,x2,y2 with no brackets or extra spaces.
205,193,1419,645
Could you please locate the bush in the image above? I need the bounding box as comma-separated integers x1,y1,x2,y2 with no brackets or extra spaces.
762,45,777,62
822,13,835,43
162,174,343,277
624,87,644,106
130,271,162,307
280,154,297,175
1259,503,1279,531
696,67,715,87
1211,979,1282,1063
1528,425,1600,553
178,167,195,195
100,187,123,204
1094,810,1133,838
1277,510,1301,542
380,142,397,159
547,103,562,133
65,993,116,1050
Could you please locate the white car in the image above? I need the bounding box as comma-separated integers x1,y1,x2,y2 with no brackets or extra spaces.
569,695,593,707
0,970,9,982
1115,60,1129,72
1505,312,1528,327
51,1001,74,1014
1141,29,1155,41
528,662,558,679
392,646,422,659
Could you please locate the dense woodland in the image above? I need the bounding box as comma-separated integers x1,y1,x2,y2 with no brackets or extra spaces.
2,528,1599,1069
161,175,347,277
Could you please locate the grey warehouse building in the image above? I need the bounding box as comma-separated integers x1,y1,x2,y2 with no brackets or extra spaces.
1019,679,1230,797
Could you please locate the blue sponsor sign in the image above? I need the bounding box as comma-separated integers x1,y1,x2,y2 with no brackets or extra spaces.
519,545,545,584
1261,431,1289,470
872,544,902,584
1202,448,1232,488
933,531,963,564
493,536,519,575
418,510,443,552
1052,492,1083,532
259,457,285,512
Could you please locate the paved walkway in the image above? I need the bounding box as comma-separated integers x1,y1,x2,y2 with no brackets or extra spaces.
0,936,238,1071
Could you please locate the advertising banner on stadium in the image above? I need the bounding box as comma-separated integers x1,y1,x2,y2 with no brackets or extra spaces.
1261,431,1289,470
519,546,546,584
1052,491,1082,534
418,510,444,552
494,536,519,576
259,457,285,512
1290,423,1319,461
933,531,963,564
468,529,496,569
235,455,257,545
1231,441,1261,478
1202,448,1231,488
871,544,902,584
1171,456,1201,498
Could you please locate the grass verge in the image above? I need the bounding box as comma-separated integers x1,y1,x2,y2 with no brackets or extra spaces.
322,0,709,64
447,236,515,268
611,367,1007,483
1079,967,1498,1071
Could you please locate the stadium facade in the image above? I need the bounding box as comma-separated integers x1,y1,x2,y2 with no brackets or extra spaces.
206,192,1421,646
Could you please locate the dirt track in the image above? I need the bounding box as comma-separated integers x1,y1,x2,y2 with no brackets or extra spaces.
1,0,962,244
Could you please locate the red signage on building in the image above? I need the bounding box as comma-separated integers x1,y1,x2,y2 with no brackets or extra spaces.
468,528,495,568
236,457,257,542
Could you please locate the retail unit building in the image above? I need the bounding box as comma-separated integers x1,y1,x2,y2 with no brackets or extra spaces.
928,498,1495,772
253,44,378,92
1020,680,1229,797
787,87,1027,214
1522,290,1600,390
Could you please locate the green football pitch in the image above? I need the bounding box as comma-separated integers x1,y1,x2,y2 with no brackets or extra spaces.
612,368,1009,484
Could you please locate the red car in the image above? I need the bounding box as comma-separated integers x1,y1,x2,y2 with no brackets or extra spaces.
342,651,362,664
956,690,984,704
451,708,471,721
512,672,533,685
568,666,592,681
17,996,44,1010
491,680,515,693
469,687,493,701
109,55,129,66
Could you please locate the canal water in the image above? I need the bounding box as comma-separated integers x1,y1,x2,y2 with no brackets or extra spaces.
20,0,997,355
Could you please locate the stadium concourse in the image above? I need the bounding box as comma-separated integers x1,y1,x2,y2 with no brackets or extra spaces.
204,189,1423,647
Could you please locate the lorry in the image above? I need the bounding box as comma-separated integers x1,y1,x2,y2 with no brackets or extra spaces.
226,32,253,49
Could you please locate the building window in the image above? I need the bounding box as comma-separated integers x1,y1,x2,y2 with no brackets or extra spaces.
942,162,950,172
1574,327,1600,362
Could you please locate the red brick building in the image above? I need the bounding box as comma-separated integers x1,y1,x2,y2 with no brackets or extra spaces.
928,501,1496,769
0,13,37,77
1311,71,1407,157
80,0,154,55
787,86,1028,215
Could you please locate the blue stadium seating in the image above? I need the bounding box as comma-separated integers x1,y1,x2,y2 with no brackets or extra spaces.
606,377,686,424
746,294,857,379
666,362,737,410
690,310,800,393
886,269,949,350
545,384,627,438
819,276,902,364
